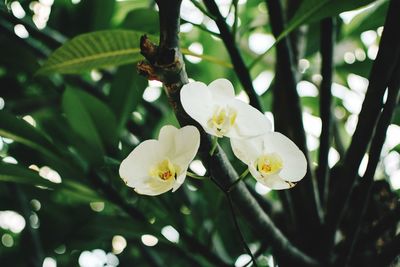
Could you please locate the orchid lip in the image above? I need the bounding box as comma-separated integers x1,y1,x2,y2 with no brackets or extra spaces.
255,153,283,177
149,159,180,181
207,105,237,137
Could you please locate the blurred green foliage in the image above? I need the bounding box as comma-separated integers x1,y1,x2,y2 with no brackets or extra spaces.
0,0,398,266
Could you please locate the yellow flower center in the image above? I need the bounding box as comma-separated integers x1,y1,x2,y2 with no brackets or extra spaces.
207,106,237,137
150,159,179,181
256,153,283,176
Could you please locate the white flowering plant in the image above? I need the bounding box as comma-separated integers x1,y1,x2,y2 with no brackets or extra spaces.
119,79,307,195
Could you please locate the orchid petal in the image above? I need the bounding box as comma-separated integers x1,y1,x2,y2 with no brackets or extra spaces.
180,81,214,126
261,132,307,182
208,78,235,102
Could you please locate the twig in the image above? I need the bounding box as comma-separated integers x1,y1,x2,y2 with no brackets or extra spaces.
181,18,220,37
209,136,219,156
231,0,239,39
227,168,249,192
317,17,336,210
332,119,346,159
226,193,259,267
202,0,262,111
189,0,215,20
187,171,209,180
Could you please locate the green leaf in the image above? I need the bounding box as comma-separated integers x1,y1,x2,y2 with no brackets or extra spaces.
109,64,147,131
0,163,56,188
62,88,118,163
121,8,159,34
344,0,388,37
0,111,59,159
37,30,144,75
277,0,377,43
250,0,377,69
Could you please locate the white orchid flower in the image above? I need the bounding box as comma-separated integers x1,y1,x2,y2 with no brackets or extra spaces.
180,79,272,139
231,132,307,190
119,125,200,196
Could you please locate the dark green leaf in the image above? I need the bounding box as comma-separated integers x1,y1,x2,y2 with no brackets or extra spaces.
0,163,56,188
109,64,147,131
0,111,59,158
62,88,118,163
275,0,377,45
121,8,159,34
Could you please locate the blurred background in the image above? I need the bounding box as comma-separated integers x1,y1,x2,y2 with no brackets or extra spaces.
0,0,399,266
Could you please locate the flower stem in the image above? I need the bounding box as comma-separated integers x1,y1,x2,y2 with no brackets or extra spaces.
187,171,209,180
226,193,259,267
209,136,219,156
228,168,249,192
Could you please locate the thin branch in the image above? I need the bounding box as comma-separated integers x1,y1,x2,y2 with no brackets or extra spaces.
202,0,262,111
232,0,239,39
317,17,336,210
180,18,221,37
342,60,400,267
90,169,231,267
226,193,259,267
333,119,346,159
326,0,400,249
138,1,319,265
189,0,215,20
286,0,307,64
265,0,323,253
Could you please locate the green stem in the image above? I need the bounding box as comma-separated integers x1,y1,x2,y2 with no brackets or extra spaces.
187,171,209,180
209,136,219,156
228,168,249,192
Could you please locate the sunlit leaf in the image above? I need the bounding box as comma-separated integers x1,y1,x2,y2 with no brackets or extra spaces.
0,111,60,158
0,163,56,188
277,0,377,43
37,30,144,75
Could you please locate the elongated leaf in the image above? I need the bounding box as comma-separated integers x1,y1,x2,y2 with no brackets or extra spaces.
37,30,144,75
0,163,56,188
109,64,147,131
62,88,118,163
62,89,103,162
276,0,376,43
344,0,388,37
37,30,231,75
121,8,159,34
250,0,377,69
0,111,59,158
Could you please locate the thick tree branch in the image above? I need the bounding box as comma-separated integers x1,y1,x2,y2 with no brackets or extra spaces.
358,204,400,248
202,0,262,111
341,59,400,267
138,1,319,265
286,0,307,68
326,0,400,247
317,17,335,210
371,234,400,267
265,0,323,255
